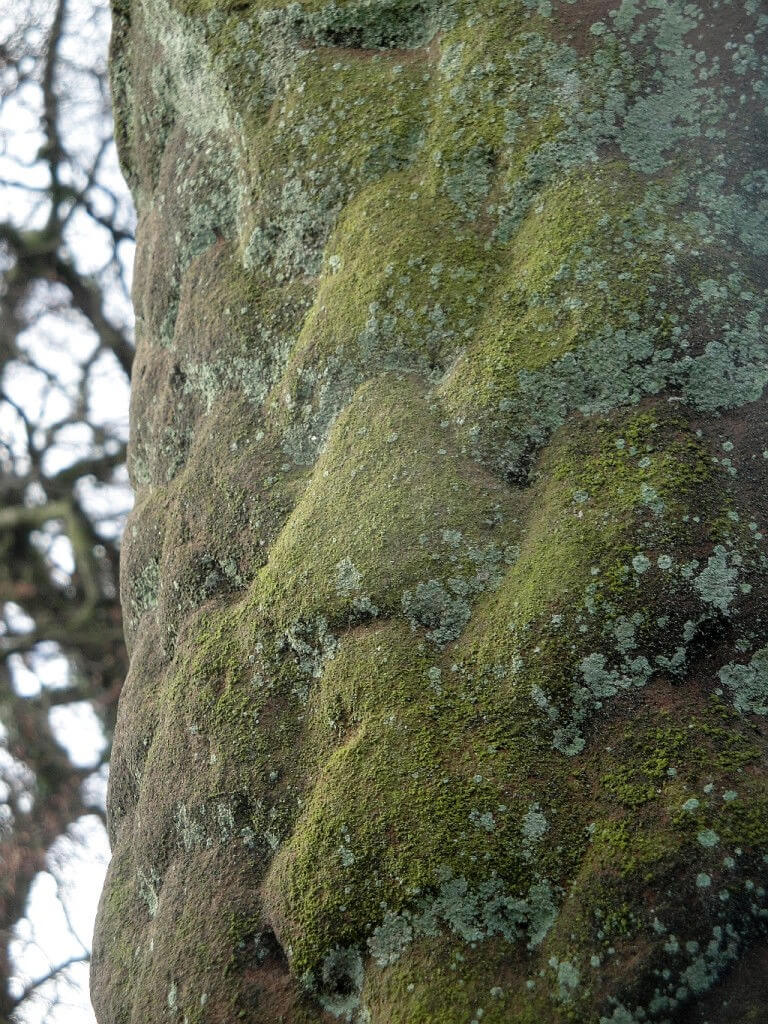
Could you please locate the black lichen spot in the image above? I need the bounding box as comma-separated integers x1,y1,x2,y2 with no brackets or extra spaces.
505,441,537,488
301,0,444,51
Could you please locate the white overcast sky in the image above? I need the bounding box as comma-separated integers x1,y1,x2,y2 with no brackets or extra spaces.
1,0,134,1018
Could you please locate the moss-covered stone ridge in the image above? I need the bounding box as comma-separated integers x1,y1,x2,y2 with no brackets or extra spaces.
93,1,768,1021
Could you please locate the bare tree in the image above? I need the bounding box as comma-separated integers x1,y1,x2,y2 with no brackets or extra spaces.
0,0,133,1017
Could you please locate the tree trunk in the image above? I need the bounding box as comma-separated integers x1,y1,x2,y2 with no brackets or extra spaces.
92,2,768,1021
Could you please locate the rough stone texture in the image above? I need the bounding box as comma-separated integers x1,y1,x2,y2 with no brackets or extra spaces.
93,1,768,1021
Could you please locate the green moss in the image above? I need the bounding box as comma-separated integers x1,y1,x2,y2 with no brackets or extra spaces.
455,407,733,754
274,173,491,380
238,48,433,281
362,935,554,1024
131,396,761,1018
438,165,675,476
263,621,540,979
590,819,680,880
717,799,768,850
257,372,521,626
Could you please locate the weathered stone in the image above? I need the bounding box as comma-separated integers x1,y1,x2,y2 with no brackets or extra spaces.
94,2,768,1021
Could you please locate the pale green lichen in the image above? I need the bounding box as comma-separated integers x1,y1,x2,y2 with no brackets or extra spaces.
335,557,363,597
693,546,741,615
137,867,160,918
520,803,548,845
548,956,580,1002
697,829,719,848
719,647,768,715
316,946,365,1019
365,871,559,973
129,557,160,618
401,579,471,647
